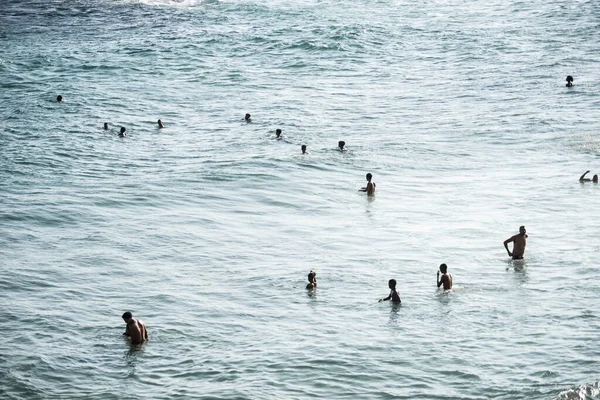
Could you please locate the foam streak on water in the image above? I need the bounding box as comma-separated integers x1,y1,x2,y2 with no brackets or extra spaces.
1,0,600,399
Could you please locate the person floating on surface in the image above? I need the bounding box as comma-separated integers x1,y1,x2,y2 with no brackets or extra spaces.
122,311,148,344
579,170,598,183
359,173,376,196
306,270,317,289
437,263,453,290
504,226,527,260
379,279,401,303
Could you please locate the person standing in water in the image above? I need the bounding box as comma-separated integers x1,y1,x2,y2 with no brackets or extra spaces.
275,129,282,138
306,270,317,289
245,113,251,122
103,123,108,130
158,119,164,129
579,171,598,183
56,95,63,102
301,145,308,154
119,127,126,137
359,173,376,196
437,263,453,290
503,226,528,260
338,141,346,151
122,312,148,344
379,279,401,303
566,75,574,87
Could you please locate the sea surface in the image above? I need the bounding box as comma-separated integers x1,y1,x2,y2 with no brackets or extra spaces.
1,0,600,399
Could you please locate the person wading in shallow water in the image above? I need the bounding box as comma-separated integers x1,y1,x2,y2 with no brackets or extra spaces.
503,226,528,260
437,263,453,290
122,312,148,344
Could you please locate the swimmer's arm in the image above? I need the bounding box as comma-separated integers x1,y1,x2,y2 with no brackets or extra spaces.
359,187,367,192
436,272,443,288
379,291,392,302
503,237,514,256
580,171,590,181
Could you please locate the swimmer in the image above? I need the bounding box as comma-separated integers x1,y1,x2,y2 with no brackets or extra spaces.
379,279,401,303
56,95,63,102
359,173,376,196
338,141,346,151
566,75,573,87
103,122,108,130
119,127,126,137
122,312,148,344
436,263,453,290
245,113,251,122
579,171,598,183
158,119,164,129
306,270,317,289
301,145,307,154
275,129,282,138
503,226,528,260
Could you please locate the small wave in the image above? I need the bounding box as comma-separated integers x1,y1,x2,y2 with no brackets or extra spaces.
556,382,600,400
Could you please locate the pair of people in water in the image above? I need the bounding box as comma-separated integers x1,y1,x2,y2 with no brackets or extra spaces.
377,264,453,304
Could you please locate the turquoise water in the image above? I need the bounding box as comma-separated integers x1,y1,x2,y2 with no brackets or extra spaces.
1,0,600,398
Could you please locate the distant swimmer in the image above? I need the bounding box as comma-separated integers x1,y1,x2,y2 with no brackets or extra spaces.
275,129,282,138
122,311,148,344
359,173,376,196
437,263,453,290
158,119,164,129
579,170,598,183
56,95,63,102
301,145,307,154
503,226,528,260
103,122,108,130
306,270,317,289
338,141,346,151
245,113,251,122
566,75,574,87
379,279,401,303
119,127,126,137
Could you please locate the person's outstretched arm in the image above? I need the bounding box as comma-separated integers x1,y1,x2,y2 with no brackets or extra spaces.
580,171,590,181
437,271,443,288
379,291,392,302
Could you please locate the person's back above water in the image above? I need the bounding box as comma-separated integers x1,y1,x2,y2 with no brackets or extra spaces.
503,225,528,260
359,173,376,196
122,311,148,344
579,170,598,183
306,270,317,289
437,263,453,290
379,279,401,303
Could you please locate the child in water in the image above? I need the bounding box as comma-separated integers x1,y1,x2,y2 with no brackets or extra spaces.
306,270,317,289
379,279,401,303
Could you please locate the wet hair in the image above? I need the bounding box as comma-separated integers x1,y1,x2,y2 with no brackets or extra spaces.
301,145,307,152
56,95,62,102
103,123,108,130
519,225,525,230
566,75,573,83
338,140,345,149
122,312,132,320
366,173,372,180
388,279,397,288
245,113,251,121
275,129,282,136
440,263,448,273
593,175,598,182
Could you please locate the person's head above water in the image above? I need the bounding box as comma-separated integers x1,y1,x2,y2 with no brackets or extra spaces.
366,173,373,181
122,311,133,322
519,225,526,235
158,119,164,128
566,75,574,87
338,141,345,150
103,122,108,130
245,113,251,121
594,175,599,183
301,145,307,154
275,129,282,137
56,95,63,102
307,270,316,283
439,263,448,273
388,279,397,289
119,127,126,136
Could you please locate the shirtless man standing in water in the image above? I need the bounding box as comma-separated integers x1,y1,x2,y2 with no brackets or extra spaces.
359,173,376,196
122,312,148,344
437,263,453,290
503,226,528,260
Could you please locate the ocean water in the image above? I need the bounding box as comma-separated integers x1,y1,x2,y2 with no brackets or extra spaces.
1,0,600,398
